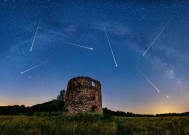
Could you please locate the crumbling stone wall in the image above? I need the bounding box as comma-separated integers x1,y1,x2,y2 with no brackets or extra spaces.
65,76,102,114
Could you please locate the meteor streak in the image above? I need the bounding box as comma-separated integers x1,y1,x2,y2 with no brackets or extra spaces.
143,18,173,56
20,60,49,74
30,23,40,52
62,41,93,50
104,26,118,67
139,70,160,93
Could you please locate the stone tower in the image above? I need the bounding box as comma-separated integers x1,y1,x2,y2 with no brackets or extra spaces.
65,76,102,114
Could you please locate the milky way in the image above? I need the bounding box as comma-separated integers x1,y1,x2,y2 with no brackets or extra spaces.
0,0,189,114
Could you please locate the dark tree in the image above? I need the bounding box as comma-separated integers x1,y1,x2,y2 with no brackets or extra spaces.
57,89,66,101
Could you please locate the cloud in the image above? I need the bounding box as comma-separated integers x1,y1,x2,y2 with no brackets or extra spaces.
165,68,188,90
155,40,186,59
166,69,175,80
146,54,189,91
91,20,132,36
64,24,76,35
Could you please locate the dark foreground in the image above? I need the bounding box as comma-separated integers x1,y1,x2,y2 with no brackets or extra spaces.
0,113,189,135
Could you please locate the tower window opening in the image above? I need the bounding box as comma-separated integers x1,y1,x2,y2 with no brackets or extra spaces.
91,81,95,87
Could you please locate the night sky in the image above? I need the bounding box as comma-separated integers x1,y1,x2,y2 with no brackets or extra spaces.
0,0,189,114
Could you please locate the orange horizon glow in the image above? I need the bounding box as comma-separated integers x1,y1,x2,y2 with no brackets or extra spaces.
1,100,188,115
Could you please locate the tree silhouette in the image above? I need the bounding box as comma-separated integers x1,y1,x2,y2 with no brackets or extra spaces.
57,89,66,101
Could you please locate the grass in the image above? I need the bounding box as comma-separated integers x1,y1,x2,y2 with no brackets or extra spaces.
0,113,189,135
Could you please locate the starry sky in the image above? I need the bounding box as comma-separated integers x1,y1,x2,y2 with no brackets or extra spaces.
0,0,189,114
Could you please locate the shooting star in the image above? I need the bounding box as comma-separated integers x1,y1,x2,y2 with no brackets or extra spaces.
143,18,173,56
30,23,40,52
104,26,118,67
139,70,160,93
20,60,49,75
62,41,93,50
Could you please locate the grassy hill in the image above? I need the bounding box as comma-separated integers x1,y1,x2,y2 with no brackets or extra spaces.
0,114,189,135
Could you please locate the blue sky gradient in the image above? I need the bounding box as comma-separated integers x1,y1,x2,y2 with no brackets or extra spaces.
0,0,189,114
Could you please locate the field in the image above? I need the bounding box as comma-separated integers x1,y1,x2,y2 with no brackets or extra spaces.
0,113,189,135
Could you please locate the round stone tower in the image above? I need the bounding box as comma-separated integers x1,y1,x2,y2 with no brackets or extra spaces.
65,76,102,114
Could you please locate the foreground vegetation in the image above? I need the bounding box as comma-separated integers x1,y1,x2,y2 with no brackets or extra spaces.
0,113,189,135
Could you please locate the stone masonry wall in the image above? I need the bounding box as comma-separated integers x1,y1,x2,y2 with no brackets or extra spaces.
65,76,102,114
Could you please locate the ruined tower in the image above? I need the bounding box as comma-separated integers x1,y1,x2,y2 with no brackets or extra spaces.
65,76,102,114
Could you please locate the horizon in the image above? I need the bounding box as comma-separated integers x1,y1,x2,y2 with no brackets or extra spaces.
0,0,189,114
0,98,189,115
